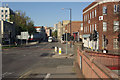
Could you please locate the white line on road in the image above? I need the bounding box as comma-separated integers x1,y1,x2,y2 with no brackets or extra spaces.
43,73,51,80
2,72,13,77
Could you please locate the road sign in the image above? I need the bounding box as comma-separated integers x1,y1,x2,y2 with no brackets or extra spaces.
99,16,103,21
21,32,29,40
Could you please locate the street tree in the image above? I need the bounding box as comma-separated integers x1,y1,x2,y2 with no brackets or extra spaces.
10,10,36,35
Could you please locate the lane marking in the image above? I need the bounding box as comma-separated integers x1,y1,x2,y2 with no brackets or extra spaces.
17,70,31,80
44,73,51,80
2,72,13,77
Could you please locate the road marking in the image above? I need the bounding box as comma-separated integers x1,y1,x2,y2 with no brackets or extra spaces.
17,70,31,80
43,73,51,80
2,72,13,77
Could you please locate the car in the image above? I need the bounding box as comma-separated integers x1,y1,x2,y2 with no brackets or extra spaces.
48,37,53,42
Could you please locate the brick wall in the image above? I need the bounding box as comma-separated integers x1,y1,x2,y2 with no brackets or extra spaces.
77,48,119,78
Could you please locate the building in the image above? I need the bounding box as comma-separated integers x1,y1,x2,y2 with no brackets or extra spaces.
34,26,42,32
0,20,16,44
53,24,58,31
83,1,120,54
44,26,52,37
57,20,70,41
0,4,14,22
65,21,83,41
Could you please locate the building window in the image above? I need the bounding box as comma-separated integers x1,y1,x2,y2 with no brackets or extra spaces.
95,24,97,31
92,11,94,18
92,24,94,31
86,26,87,32
103,22,107,31
84,15,85,21
1,10,3,12
114,4,119,13
88,14,89,20
90,12,91,19
90,25,91,32
81,23,83,31
5,15,7,17
103,6,107,14
95,9,96,17
88,25,89,32
113,39,119,49
1,15,4,17
5,10,7,13
114,21,119,31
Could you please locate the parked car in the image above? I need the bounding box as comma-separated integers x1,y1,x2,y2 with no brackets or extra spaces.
48,37,53,42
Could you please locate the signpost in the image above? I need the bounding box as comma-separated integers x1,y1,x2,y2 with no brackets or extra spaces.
21,32,29,45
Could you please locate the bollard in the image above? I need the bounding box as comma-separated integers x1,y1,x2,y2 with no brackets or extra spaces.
59,48,61,55
55,47,57,53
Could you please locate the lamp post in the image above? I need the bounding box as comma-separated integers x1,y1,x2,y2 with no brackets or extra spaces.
62,8,72,48
62,8,72,34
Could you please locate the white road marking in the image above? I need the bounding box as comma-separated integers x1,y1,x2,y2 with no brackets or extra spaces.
2,72,13,77
44,73,51,80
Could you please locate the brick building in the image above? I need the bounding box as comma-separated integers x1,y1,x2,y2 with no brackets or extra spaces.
65,21,83,41
83,1,120,54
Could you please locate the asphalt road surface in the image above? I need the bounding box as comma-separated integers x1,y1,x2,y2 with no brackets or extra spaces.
2,42,76,80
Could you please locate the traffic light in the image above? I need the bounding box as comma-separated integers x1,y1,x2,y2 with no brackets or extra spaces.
62,34,65,41
118,33,120,41
93,30,97,41
89,33,93,41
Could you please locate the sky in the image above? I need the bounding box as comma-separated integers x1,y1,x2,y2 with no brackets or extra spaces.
3,2,92,27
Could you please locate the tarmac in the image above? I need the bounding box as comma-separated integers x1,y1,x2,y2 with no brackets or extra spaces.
18,42,85,79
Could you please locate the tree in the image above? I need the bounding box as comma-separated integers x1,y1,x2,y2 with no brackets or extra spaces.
10,10,36,35
52,30,57,38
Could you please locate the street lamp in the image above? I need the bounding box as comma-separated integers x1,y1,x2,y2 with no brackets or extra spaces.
61,8,72,34
62,8,72,48
62,8,72,54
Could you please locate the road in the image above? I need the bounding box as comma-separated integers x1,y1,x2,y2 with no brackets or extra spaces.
2,42,77,80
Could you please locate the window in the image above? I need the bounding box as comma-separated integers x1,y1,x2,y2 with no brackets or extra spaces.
84,15,85,21
1,15,4,17
103,22,107,31
88,25,89,32
90,12,91,19
90,25,91,33
81,23,83,31
92,11,94,18
1,10,3,12
114,21,119,31
92,24,94,31
5,10,7,13
95,24,97,31
6,15,7,17
103,6,107,14
114,4,119,13
88,14,89,20
86,26,87,32
113,39,119,49
95,9,96,17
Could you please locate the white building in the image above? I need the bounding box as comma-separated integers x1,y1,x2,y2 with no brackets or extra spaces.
0,4,14,22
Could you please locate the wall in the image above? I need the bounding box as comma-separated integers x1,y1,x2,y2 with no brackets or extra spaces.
77,48,119,79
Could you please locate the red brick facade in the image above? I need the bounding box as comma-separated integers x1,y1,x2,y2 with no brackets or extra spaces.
83,1,120,53
65,21,83,40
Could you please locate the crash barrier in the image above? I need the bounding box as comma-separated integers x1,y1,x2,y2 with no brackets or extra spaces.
77,49,119,79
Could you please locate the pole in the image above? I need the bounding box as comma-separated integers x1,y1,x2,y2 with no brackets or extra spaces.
66,31,67,55
70,9,72,48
